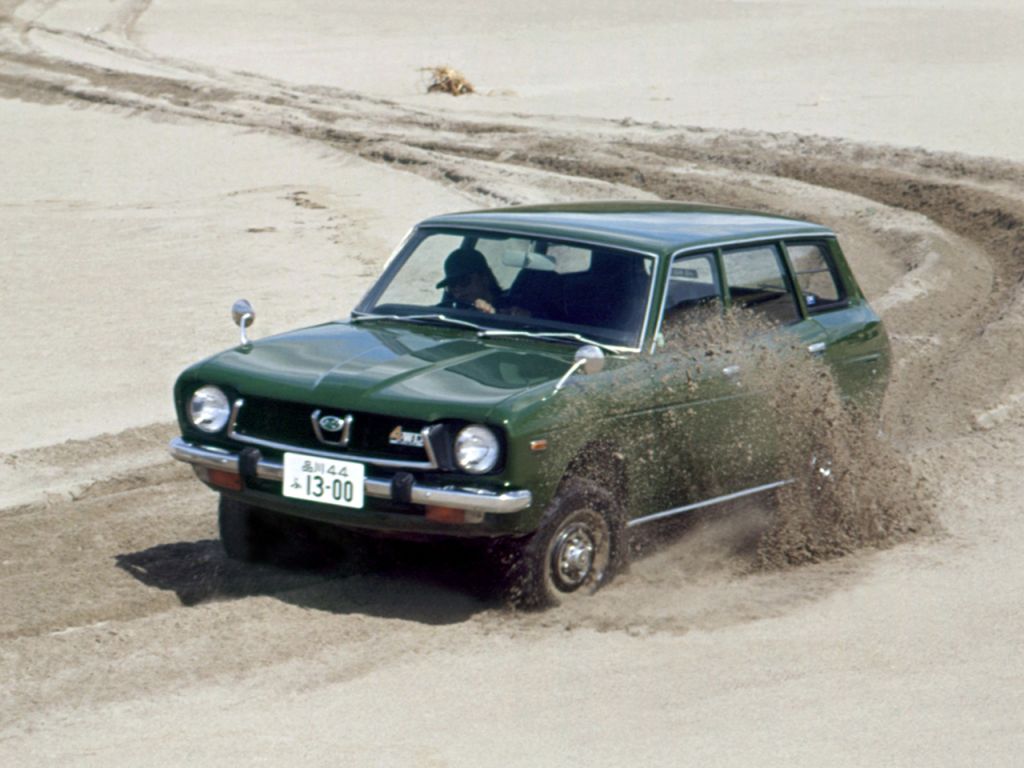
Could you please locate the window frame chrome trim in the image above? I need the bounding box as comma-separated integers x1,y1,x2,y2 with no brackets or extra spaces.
648,231,834,353
779,238,851,315
349,227,416,317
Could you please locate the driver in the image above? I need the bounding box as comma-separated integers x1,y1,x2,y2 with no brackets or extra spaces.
436,247,508,314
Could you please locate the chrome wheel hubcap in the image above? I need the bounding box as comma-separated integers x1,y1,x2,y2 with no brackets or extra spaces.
551,523,597,591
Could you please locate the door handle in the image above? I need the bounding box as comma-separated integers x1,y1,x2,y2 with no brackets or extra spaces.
807,342,827,355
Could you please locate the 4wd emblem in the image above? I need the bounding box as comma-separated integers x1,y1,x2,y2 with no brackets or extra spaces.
389,426,424,448
319,415,344,433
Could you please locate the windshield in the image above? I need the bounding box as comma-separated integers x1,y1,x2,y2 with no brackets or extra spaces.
358,227,655,348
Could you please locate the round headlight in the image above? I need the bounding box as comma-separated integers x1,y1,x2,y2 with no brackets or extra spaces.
454,425,500,474
189,385,231,433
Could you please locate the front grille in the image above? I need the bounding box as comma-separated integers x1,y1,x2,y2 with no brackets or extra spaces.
232,396,431,462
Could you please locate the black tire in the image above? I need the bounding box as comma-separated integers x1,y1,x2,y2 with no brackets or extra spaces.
218,495,274,563
504,478,624,608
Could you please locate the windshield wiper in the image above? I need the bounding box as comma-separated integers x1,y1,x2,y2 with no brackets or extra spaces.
476,329,622,353
351,311,486,332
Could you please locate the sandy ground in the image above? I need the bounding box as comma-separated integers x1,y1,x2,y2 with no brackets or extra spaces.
133,0,1024,161
2,1,1024,765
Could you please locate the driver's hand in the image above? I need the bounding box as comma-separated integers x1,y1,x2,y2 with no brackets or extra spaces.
473,298,496,314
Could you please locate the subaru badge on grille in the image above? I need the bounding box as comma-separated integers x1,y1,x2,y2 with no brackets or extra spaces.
311,409,353,446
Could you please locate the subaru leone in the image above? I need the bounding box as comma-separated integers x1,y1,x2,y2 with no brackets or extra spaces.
170,202,890,606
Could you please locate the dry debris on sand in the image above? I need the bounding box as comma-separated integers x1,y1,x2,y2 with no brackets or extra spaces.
421,65,475,95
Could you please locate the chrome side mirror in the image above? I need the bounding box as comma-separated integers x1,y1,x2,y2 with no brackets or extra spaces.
231,298,255,346
575,345,605,375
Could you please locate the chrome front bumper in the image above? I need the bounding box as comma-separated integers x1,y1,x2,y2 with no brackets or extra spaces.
169,438,532,515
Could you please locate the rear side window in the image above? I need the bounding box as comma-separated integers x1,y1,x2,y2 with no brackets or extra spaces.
721,244,800,325
665,252,719,311
659,252,720,333
786,242,844,311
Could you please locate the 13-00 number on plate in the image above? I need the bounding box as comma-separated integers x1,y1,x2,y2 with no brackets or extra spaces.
282,452,365,509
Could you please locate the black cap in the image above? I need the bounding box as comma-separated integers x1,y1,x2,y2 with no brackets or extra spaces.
436,248,488,289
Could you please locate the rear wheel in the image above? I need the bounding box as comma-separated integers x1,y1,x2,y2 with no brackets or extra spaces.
505,478,623,608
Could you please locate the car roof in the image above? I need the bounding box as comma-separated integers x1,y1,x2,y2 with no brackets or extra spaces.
419,201,834,255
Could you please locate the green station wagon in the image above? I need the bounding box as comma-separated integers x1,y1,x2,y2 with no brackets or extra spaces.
170,202,890,605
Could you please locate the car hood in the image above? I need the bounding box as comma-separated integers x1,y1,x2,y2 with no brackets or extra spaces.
193,320,574,422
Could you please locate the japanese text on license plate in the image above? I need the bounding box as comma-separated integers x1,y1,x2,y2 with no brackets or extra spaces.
282,452,365,509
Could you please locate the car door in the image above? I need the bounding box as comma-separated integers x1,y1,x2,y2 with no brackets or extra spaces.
635,251,743,517
632,242,836,523
716,242,831,487
782,239,889,405
635,246,807,521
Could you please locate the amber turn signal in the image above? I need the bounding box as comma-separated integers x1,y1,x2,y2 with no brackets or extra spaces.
425,506,465,524
208,468,243,491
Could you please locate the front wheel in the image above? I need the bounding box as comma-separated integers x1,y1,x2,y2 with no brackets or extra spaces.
218,496,274,562
505,479,622,608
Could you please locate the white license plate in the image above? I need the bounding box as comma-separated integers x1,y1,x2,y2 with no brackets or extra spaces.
282,452,365,509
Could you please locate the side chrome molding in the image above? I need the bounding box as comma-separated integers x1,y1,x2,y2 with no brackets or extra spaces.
626,479,792,528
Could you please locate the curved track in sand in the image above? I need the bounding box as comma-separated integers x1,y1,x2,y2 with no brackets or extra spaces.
3,1,1024,764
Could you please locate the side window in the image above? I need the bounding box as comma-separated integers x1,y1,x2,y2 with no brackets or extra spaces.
785,242,844,311
663,252,719,323
721,243,800,325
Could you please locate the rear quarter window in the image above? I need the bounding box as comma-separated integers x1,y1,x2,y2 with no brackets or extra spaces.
786,241,845,311
664,252,719,313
